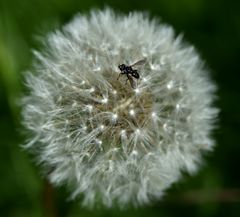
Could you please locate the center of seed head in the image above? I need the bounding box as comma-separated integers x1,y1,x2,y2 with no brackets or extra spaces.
56,71,154,155
92,73,154,140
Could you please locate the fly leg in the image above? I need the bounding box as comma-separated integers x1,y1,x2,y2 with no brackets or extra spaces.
125,74,131,85
117,72,124,80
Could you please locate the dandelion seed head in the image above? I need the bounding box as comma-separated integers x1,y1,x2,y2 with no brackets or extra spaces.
22,8,218,208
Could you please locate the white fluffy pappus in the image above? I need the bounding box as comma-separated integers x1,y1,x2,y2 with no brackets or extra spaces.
22,8,219,208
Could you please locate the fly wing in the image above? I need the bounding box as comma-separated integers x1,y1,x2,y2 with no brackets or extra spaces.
128,75,137,89
131,58,147,70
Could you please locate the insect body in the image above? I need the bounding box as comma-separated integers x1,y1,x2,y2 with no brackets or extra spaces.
118,59,146,88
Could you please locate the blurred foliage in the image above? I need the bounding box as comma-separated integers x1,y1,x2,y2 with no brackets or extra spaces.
0,0,240,216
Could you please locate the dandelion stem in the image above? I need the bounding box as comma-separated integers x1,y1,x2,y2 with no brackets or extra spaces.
43,179,57,217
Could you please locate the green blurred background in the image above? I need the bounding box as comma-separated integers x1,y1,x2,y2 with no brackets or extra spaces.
0,0,240,216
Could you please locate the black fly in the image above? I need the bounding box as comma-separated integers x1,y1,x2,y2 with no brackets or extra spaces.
117,59,146,89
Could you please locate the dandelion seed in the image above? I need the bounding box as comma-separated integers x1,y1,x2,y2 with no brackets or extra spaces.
120,129,126,136
99,125,105,130
142,77,148,83
129,109,135,116
134,88,141,94
167,80,174,89
22,8,218,208
82,125,87,131
72,101,77,107
112,113,118,120
178,86,184,92
89,87,95,93
101,97,108,104
131,150,138,156
135,129,140,134
85,104,93,112
151,112,157,118
96,139,102,145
